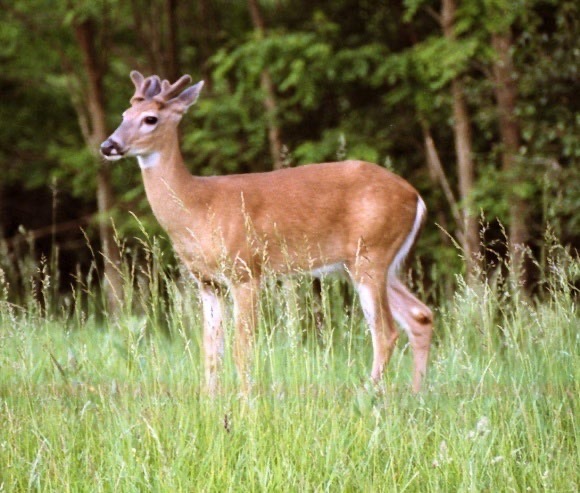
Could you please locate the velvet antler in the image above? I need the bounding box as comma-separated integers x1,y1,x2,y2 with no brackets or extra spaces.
153,75,193,104
129,70,162,105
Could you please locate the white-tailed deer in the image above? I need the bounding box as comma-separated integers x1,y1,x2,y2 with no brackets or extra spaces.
101,71,433,393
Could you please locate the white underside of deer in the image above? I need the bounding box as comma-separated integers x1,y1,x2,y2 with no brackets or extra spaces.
101,71,434,394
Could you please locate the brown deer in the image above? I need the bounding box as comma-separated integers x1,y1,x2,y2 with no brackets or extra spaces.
100,71,433,394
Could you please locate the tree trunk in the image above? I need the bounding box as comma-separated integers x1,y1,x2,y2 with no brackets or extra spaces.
450,78,480,275
492,30,529,286
74,20,123,313
441,0,480,280
196,0,216,91
421,122,464,237
247,0,284,169
421,123,458,291
0,186,5,240
164,0,180,81
421,122,462,235
131,0,164,75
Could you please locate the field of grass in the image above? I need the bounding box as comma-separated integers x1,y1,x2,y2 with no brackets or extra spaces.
0,246,578,492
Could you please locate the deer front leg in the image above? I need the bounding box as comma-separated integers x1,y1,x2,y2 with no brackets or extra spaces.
231,279,260,393
199,281,225,395
355,278,399,384
388,277,433,393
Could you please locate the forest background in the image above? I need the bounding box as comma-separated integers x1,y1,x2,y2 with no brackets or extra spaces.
0,0,578,305
1,3,578,490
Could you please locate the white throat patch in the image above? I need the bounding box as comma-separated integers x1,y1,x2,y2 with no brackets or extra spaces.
137,152,161,169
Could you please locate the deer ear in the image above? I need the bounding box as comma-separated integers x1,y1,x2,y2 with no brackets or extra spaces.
173,81,204,113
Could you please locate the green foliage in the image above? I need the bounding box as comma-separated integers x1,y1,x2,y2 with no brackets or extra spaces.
419,37,479,90
0,0,578,291
402,0,429,22
294,129,380,165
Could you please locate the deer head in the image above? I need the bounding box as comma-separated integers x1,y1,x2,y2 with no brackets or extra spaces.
100,71,204,162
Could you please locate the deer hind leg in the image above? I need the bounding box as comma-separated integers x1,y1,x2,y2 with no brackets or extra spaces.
354,276,399,383
230,279,260,393
388,277,433,393
199,281,225,395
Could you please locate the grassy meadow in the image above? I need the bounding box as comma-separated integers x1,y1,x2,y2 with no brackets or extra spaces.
0,242,578,492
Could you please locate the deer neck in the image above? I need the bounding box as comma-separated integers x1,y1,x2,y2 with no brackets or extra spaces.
139,134,201,232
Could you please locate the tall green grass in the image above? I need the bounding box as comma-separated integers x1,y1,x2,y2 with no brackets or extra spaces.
0,240,578,492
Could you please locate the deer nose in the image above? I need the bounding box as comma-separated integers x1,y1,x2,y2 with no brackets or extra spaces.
100,139,124,158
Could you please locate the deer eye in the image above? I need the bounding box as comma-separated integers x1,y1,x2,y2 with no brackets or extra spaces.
143,116,158,125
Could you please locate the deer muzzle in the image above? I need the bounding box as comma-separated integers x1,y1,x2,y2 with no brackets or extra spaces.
100,138,125,161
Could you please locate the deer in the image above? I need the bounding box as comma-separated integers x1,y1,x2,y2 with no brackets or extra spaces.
100,71,434,394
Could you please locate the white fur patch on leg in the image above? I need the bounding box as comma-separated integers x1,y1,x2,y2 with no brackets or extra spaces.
356,283,376,327
200,287,222,325
200,287,225,395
